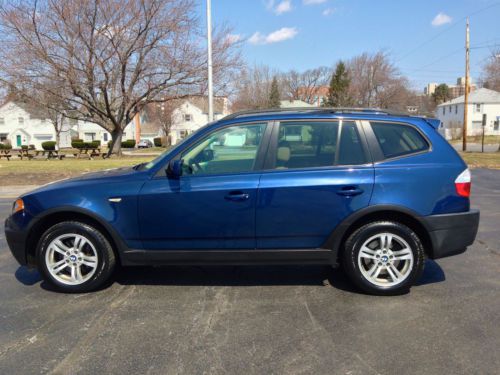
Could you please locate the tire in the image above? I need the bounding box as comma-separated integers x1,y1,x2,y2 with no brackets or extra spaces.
37,221,116,293
342,221,425,296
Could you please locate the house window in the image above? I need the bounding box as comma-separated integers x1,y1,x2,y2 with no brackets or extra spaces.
442,107,445,115
179,130,188,139
0,118,5,126
0,133,7,142
84,132,96,141
475,104,481,113
18,117,24,125
103,133,108,142
455,105,457,114
184,114,192,122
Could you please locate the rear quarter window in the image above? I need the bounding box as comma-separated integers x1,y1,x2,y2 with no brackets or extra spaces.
370,122,429,159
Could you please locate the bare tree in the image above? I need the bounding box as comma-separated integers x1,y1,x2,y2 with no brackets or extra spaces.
481,50,500,91
281,67,330,104
347,51,410,109
0,0,241,155
231,65,279,111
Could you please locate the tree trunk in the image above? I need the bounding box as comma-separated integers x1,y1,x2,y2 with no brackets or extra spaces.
55,131,60,151
108,129,123,157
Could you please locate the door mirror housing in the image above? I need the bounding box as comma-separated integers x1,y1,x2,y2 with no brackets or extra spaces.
166,159,183,179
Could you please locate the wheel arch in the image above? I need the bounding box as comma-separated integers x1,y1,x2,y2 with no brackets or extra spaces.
25,207,127,266
324,205,434,261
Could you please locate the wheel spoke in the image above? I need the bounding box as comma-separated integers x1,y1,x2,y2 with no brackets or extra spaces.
392,248,412,260
52,240,70,255
367,263,383,278
81,255,97,268
73,236,87,252
51,259,68,274
386,264,403,282
380,234,393,250
359,246,377,260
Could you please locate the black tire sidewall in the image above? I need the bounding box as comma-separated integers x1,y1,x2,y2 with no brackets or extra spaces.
37,222,114,293
343,221,425,296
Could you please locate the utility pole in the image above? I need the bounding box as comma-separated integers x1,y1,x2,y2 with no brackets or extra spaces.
206,0,214,122
462,18,470,152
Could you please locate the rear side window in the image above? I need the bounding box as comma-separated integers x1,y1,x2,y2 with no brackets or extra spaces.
273,121,366,169
370,122,429,159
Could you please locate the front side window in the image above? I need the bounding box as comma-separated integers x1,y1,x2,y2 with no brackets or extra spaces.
371,122,429,159
273,121,366,169
181,123,267,176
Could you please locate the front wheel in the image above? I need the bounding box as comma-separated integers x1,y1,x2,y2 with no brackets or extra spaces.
342,221,425,296
37,221,116,293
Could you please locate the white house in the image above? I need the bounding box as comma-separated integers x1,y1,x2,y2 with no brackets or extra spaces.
128,96,230,145
436,88,500,139
169,96,230,145
0,101,74,149
279,99,315,108
75,121,134,145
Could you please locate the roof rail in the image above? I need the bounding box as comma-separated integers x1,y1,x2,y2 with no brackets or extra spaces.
221,107,422,121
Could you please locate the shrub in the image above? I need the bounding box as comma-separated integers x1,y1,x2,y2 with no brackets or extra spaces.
72,140,84,148
21,145,28,150
0,143,4,150
121,139,136,148
90,141,101,148
42,141,57,150
153,137,162,147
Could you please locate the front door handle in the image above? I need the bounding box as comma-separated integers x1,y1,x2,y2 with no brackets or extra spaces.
337,186,364,197
224,192,250,202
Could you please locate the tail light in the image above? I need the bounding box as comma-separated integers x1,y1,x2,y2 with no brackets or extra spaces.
455,169,471,198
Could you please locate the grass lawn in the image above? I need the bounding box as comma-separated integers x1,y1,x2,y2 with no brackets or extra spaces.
459,152,500,169
450,135,500,145
0,157,154,185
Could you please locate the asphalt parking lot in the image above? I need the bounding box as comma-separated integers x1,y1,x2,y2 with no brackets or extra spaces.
0,169,499,375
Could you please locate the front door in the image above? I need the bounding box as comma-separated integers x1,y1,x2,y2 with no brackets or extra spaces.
256,120,374,249
138,122,269,250
16,135,22,147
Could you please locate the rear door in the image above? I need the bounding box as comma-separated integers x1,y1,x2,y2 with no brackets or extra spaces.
256,119,374,249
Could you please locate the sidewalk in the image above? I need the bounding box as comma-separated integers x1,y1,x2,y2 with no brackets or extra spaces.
0,185,39,199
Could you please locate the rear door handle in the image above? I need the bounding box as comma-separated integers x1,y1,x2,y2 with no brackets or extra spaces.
337,186,364,197
224,192,250,202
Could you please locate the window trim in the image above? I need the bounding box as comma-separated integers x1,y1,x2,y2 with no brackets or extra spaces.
262,119,372,172
362,120,432,163
153,120,273,178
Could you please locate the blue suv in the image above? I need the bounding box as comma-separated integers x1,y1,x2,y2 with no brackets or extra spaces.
5,109,480,295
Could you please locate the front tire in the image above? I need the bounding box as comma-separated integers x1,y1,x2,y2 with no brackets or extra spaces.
37,221,116,293
342,221,425,296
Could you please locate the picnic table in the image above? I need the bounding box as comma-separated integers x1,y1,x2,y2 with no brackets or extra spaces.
0,149,12,161
35,150,66,160
17,148,35,160
73,147,103,159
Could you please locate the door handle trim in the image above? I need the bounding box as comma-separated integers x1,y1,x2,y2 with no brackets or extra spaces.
224,193,250,202
336,187,364,197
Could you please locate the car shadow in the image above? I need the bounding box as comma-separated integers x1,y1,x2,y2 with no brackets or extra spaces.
15,259,445,293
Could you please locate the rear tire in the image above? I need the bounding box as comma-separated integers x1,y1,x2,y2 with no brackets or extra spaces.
37,221,116,293
342,221,425,296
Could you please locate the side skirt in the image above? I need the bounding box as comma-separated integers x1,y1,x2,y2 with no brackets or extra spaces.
121,248,336,266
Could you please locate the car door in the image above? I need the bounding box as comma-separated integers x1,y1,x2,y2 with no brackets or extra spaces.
138,122,270,250
256,119,374,249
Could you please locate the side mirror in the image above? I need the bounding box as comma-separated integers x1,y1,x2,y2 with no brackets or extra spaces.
166,159,183,179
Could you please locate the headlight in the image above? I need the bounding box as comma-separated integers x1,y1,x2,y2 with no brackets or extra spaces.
12,198,24,214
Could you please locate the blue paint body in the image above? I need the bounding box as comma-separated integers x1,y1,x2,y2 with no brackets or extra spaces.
7,112,470,257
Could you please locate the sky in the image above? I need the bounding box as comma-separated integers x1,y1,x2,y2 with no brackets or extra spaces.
198,0,500,92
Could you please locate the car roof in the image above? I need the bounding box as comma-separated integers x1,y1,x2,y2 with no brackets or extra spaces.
218,107,439,128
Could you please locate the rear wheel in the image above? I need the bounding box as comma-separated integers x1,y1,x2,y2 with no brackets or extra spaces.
37,221,116,293
342,221,425,295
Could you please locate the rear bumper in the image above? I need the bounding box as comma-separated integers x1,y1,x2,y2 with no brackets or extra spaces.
4,216,28,266
422,209,480,259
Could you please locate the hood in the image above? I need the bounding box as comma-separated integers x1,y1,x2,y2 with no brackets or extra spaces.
22,166,144,197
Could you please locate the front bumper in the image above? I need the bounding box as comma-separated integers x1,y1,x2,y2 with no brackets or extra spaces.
422,209,480,259
4,216,28,266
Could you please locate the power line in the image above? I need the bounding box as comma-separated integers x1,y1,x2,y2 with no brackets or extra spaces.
395,1,500,63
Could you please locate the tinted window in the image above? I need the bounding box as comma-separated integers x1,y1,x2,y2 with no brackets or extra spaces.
181,123,267,175
371,122,429,159
273,121,366,169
